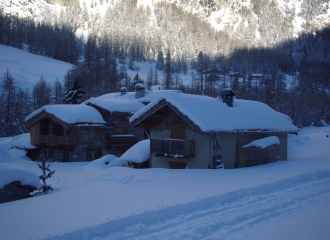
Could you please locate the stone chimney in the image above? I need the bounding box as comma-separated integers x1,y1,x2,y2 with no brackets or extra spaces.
135,83,146,99
221,88,235,107
120,87,127,96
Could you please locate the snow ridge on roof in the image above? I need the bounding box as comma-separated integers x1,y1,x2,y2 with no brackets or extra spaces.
242,136,280,149
85,98,145,114
130,93,298,133
25,104,106,124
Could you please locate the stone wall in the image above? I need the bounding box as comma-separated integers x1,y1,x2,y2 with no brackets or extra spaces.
0,181,37,204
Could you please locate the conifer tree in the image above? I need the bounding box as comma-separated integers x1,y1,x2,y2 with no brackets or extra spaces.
63,79,86,104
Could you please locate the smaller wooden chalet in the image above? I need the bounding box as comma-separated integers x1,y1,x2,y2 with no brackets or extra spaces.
25,105,112,162
130,91,297,169
26,86,182,161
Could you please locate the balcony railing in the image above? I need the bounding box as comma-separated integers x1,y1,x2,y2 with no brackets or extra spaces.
39,135,77,146
151,139,195,158
107,135,138,146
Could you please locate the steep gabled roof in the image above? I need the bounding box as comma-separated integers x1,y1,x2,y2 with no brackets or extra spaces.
25,105,106,127
130,93,298,134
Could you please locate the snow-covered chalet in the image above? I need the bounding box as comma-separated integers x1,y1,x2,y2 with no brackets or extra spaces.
25,85,181,162
129,90,298,169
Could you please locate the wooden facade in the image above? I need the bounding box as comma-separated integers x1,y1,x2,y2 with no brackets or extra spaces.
39,135,77,146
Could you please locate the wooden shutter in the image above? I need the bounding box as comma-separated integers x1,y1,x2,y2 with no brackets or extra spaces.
94,128,103,140
113,126,127,135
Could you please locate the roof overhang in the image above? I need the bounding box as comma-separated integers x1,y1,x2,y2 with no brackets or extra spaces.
130,99,204,134
26,110,69,128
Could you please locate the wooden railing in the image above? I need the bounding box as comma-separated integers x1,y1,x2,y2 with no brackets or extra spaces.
107,136,138,146
151,139,195,158
39,135,77,146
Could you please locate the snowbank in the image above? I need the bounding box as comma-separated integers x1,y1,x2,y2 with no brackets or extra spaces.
0,163,41,189
25,104,106,124
86,155,128,169
0,148,18,164
120,139,150,163
242,136,280,149
8,133,35,150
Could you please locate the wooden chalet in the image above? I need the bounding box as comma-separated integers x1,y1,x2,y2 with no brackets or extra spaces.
26,86,182,162
25,105,112,162
130,92,297,169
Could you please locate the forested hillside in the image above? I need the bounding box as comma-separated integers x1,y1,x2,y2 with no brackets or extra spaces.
0,0,329,137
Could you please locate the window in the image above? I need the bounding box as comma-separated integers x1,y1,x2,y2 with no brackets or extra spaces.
53,124,63,136
170,126,185,140
40,121,48,135
113,126,127,135
94,128,103,140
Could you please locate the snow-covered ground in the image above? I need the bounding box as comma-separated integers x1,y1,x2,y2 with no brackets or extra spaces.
0,45,73,90
0,126,330,239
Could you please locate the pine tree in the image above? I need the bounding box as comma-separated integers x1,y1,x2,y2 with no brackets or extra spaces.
156,51,164,70
1,69,17,136
164,50,173,90
147,67,153,90
63,79,86,104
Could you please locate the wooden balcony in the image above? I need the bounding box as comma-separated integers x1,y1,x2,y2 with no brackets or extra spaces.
151,139,195,158
39,135,77,146
107,135,138,146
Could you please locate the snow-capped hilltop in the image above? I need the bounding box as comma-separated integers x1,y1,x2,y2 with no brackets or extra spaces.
2,0,329,50
0,0,62,20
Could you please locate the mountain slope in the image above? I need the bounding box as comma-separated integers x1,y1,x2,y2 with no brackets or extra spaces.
1,0,329,59
0,45,73,90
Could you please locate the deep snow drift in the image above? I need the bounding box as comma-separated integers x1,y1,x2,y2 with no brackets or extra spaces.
0,127,329,240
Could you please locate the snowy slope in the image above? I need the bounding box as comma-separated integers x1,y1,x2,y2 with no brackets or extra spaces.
0,45,73,90
0,126,329,239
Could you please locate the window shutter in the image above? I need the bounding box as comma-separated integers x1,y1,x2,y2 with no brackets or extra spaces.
94,128,103,139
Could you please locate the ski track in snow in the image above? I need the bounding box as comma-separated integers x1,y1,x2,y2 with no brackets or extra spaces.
46,170,330,240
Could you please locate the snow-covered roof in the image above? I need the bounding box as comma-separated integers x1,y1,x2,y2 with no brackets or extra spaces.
242,136,280,149
130,93,298,134
250,73,264,77
85,98,145,114
135,83,146,89
84,90,182,110
25,104,106,125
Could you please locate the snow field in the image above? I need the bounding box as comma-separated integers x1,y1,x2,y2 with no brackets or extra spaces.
45,170,330,240
0,126,329,239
